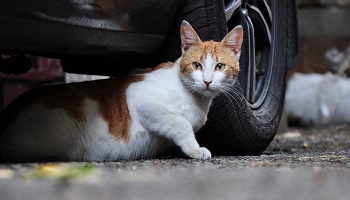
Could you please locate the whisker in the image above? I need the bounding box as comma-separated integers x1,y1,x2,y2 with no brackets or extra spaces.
220,85,241,94
218,89,235,105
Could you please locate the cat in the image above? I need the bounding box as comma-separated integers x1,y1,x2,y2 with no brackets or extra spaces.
0,21,243,162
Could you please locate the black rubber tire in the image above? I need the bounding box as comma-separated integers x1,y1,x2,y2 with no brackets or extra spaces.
156,0,227,63
165,0,288,155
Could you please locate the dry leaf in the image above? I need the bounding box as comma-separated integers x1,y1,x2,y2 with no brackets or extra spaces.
31,163,94,180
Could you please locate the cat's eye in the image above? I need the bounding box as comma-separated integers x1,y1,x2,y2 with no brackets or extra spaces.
215,63,226,71
192,62,202,70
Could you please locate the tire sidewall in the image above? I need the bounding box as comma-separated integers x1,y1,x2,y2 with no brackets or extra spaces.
197,0,288,155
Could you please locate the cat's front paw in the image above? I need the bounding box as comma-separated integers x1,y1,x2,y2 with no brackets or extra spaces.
184,147,211,160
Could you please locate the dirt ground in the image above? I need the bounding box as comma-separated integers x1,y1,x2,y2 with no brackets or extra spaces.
1,126,350,200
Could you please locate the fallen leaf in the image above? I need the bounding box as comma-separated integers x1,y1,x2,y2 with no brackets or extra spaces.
31,163,94,180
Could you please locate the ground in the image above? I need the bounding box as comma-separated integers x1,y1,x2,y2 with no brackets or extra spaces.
1,127,350,200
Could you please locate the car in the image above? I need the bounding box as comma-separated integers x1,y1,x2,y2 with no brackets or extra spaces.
0,0,300,156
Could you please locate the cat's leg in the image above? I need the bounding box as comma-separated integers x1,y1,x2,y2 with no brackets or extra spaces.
153,116,211,159
138,107,211,159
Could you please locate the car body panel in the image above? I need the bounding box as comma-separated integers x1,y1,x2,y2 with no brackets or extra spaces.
0,0,180,57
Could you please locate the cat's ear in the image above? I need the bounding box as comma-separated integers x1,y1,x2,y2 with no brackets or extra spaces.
221,25,243,60
180,20,201,54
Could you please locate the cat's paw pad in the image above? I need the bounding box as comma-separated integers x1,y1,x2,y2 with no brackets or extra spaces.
185,147,211,160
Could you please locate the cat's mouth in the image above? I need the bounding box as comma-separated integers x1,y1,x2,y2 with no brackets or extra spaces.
202,87,219,96
203,86,215,93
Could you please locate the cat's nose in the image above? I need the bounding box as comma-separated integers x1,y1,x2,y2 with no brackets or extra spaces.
203,81,212,87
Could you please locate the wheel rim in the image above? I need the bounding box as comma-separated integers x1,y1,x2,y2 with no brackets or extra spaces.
225,0,274,109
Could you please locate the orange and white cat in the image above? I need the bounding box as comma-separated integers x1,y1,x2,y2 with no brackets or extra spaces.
0,21,243,162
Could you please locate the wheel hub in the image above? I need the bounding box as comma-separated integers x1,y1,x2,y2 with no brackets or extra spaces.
225,0,273,107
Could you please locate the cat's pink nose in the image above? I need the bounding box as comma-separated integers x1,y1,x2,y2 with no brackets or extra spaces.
203,81,212,87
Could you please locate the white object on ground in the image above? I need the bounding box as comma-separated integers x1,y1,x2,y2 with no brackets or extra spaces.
286,72,350,126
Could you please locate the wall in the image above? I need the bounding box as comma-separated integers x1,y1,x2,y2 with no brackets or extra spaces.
290,0,350,75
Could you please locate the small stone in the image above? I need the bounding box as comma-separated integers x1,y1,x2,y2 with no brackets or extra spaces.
0,169,14,179
302,142,311,148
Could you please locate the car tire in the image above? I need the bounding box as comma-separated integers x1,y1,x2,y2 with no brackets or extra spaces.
163,0,289,155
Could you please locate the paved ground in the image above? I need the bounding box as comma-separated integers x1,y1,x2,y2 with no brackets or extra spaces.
1,126,350,200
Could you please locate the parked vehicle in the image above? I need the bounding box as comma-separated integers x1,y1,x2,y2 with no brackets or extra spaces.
0,0,300,156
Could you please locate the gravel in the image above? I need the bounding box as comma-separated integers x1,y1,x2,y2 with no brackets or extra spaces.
1,127,350,200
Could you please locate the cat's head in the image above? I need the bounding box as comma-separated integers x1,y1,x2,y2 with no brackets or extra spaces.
179,20,243,98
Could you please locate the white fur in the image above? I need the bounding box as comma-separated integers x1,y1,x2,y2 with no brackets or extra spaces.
184,54,230,98
0,21,242,162
127,59,216,160
0,58,224,161
0,98,164,161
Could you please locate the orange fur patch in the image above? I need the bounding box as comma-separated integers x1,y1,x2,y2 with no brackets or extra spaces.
180,41,239,78
0,76,144,142
86,76,144,142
